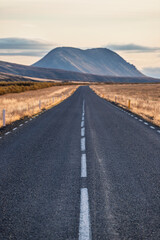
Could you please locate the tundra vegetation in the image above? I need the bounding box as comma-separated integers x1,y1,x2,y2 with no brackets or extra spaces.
0,83,78,127
0,81,78,95
91,83,160,126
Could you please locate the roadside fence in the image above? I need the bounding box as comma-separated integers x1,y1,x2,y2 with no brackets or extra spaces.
0,89,75,127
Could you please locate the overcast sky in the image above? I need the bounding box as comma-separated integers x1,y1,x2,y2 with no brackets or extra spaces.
0,0,160,76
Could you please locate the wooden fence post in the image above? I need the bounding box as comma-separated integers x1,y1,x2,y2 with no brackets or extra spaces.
128,99,131,109
3,109,6,127
39,100,41,110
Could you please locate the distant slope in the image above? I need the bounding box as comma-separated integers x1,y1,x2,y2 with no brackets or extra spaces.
0,60,159,83
33,47,143,77
0,72,36,82
0,71,59,82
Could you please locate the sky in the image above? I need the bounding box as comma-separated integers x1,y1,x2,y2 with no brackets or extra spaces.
0,0,160,77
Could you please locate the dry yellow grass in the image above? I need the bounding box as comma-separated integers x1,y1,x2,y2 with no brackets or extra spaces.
0,81,78,95
0,85,78,127
91,83,160,126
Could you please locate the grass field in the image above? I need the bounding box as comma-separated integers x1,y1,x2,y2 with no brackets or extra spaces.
0,81,78,95
91,83,160,126
0,85,78,127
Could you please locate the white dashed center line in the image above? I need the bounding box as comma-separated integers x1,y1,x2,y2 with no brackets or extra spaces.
81,121,84,128
79,188,91,240
81,153,87,178
81,137,86,152
81,127,85,137
79,100,91,240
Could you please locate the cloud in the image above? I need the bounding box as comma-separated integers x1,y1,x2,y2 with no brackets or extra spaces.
0,38,54,56
0,51,48,57
106,44,160,53
0,38,52,50
142,67,160,78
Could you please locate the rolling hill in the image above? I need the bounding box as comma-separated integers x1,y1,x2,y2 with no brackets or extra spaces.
0,60,159,83
33,47,143,77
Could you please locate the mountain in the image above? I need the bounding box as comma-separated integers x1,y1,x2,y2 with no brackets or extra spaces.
33,47,143,77
0,60,158,83
0,71,36,82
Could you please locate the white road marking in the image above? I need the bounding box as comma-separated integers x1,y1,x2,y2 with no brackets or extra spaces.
81,127,85,137
157,130,160,133
139,119,143,122
144,122,149,125
150,126,155,129
81,137,86,151
30,118,32,121
13,127,17,131
79,100,92,239
5,132,10,135
79,188,91,240
81,154,87,178
134,117,138,119
131,115,133,117
83,100,85,112
19,124,23,127
81,121,85,128
25,121,28,123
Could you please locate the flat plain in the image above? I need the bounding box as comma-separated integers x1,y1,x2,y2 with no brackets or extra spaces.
0,85,77,127
91,83,160,126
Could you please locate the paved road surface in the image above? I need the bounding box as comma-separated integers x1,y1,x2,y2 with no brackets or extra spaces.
0,86,160,239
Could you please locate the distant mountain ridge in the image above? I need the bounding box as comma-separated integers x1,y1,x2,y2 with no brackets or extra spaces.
33,47,143,77
0,60,158,83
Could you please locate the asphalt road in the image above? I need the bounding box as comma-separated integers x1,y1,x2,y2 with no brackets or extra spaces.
0,86,160,240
